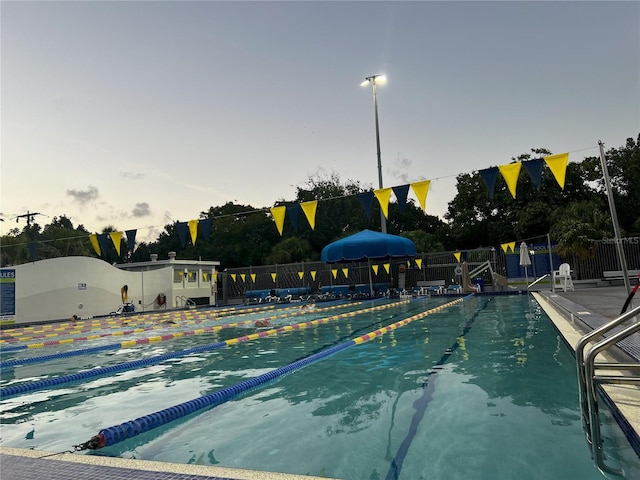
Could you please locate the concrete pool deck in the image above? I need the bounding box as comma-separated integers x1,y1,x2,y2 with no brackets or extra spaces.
534,285,640,474
1,286,639,479
0,446,340,480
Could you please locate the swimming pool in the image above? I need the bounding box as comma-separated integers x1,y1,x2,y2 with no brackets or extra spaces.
0,295,620,479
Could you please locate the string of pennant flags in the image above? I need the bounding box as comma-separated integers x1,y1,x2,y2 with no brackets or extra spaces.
22,152,570,259
225,244,524,285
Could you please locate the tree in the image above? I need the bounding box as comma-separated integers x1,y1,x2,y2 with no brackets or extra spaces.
550,200,613,274
401,230,444,253
445,148,601,249
584,135,640,236
266,237,315,264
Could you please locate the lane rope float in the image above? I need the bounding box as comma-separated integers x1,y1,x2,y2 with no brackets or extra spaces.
0,301,365,363
0,303,283,344
0,300,408,399
0,303,285,346
73,296,467,451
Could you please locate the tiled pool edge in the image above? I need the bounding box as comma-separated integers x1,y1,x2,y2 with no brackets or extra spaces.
0,447,341,480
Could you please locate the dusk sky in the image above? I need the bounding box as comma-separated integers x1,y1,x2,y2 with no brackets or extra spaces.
2,1,638,241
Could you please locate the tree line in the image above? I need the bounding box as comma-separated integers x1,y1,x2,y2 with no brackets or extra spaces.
2,135,638,268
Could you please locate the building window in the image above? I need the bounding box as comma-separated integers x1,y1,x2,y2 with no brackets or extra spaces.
173,270,183,283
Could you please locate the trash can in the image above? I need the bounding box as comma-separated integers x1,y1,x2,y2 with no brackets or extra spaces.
474,277,484,292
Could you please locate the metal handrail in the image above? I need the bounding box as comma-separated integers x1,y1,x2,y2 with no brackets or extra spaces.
576,303,640,476
175,295,196,309
527,273,550,290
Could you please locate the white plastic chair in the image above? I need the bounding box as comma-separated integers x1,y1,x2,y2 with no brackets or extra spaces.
553,263,574,292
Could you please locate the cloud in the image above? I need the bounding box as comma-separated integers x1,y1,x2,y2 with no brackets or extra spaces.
67,185,99,203
120,171,145,180
132,202,151,217
390,154,413,184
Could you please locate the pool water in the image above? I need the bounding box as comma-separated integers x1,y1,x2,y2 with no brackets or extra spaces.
0,296,613,479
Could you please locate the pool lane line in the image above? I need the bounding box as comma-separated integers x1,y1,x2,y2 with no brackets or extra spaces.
1,301,353,346
0,301,364,357
0,304,281,344
384,293,485,480
0,302,289,343
72,297,462,452
0,304,276,336
0,300,408,399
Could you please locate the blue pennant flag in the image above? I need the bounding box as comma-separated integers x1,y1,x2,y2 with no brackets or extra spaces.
392,184,410,213
286,204,302,232
522,158,544,191
478,167,499,199
125,229,137,253
198,218,212,243
97,234,109,257
358,191,374,219
176,222,188,248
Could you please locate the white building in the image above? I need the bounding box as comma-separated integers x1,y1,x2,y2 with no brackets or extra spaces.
0,252,219,326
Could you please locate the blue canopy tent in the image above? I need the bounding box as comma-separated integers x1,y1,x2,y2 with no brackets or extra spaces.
321,229,417,296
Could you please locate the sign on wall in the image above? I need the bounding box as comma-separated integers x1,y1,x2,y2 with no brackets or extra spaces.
0,269,16,324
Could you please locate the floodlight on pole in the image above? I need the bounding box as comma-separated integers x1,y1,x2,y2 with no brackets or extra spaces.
361,74,387,233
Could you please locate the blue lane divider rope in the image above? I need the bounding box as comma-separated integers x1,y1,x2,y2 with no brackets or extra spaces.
0,340,226,400
1,299,408,399
76,342,352,451
74,297,468,451
0,344,120,367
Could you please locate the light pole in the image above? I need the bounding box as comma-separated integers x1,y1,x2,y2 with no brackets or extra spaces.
361,74,387,233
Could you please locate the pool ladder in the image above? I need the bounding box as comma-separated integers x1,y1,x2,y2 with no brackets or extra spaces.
576,303,640,476
175,295,196,309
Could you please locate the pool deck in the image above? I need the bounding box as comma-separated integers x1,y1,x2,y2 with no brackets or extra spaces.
534,285,640,467
0,446,340,480
2,286,639,479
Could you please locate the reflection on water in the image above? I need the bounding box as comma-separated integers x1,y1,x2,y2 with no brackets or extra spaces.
0,297,611,479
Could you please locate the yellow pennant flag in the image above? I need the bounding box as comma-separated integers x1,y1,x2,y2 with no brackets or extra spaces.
383,263,390,274
415,258,423,269
240,273,246,282
108,231,122,256
311,271,317,281
501,242,516,253
372,264,379,275
300,200,318,230
231,273,237,282
89,234,101,256
188,219,199,245
498,162,522,199
270,206,287,236
374,188,393,219
298,271,304,280
271,273,277,283
544,152,569,189
342,267,349,278
251,273,256,283
410,180,431,212
454,252,461,262
331,269,338,279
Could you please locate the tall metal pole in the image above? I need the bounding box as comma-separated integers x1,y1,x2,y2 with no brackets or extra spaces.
364,75,387,233
599,140,631,295
548,233,555,292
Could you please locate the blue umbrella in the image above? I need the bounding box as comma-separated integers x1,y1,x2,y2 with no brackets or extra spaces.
321,230,417,295
321,229,416,263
